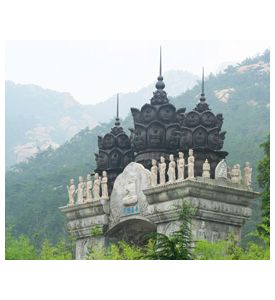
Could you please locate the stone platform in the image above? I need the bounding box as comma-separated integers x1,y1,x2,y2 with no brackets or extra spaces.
60,163,259,259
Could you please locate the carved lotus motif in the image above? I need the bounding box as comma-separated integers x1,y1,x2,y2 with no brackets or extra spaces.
148,122,165,148
166,125,180,149
178,127,192,150
158,104,176,122
193,126,207,147
201,111,216,128
117,133,130,149
110,150,122,169
103,133,115,149
141,104,157,123
185,111,200,127
208,128,220,150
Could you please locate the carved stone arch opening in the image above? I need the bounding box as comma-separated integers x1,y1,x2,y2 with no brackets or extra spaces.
141,103,157,123
132,124,147,151
166,124,180,149
185,111,200,127
109,149,123,169
158,103,176,123
116,132,131,149
95,150,109,170
105,216,157,246
102,133,115,149
147,121,165,149
178,127,193,150
201,111,216,128
193,126,208,148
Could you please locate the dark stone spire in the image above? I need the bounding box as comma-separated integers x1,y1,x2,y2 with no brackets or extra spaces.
195,67,209,112
200,67,206,102
151,46,168,105
115,93,120,126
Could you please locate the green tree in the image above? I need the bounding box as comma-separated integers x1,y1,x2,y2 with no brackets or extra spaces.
5,228,37,260
257,135,270,228
144,202,195,260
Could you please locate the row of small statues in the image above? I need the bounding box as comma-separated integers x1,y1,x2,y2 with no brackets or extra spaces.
150,149,196,186
228,162,252,189
149,150,252,190
67,171,109,206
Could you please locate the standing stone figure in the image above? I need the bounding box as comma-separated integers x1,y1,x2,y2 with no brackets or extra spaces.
187,149,195,179
168,154,176,183
202,159,211,178
86,174,93,202
93,173,101,200
76,176,85,204
67,179,76,206
101,171,109,198
197,221,207,240
243,162,252,190
159,156,166,185
230,164,241,184
177,152,185,181
150,159,158,187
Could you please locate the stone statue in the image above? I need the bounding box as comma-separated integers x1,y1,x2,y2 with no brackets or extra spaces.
187,149,195,179
86,174,93,202
197,221,206,240
101,171,109,198
76,176,85,204
215,159,228,179
150,159,158,187
122,175,138,206
202,159,210,178
93,173,101,200
230,164,241,184
168,154,176,183
177,152,185,181
243,162,252,190
67,179,76,206
159,156,166,185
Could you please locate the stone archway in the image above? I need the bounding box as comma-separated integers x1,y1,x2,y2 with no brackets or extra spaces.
105,216,157,246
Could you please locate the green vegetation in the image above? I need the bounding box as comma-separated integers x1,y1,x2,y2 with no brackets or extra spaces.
257,136,270,228
5,227,74,260
193,231,269,260
5,50,270,251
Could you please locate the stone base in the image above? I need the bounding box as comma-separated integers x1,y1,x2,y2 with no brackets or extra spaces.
60,163,259,259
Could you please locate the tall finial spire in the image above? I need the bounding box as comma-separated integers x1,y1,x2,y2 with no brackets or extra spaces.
155,46,165,91
200,67,206,102
115,93,120,126
159,45,162,77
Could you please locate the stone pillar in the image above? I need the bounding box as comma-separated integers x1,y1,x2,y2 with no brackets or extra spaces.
59,199,109,259
143,177,259,243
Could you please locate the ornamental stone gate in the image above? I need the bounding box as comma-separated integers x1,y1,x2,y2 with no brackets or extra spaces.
60,162,258,259
59,50,259,259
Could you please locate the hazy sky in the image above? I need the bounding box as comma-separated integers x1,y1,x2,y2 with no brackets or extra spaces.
6,40,269,105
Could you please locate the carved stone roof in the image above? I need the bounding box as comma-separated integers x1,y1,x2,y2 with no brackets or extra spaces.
130,68,227,167
95,95,132,174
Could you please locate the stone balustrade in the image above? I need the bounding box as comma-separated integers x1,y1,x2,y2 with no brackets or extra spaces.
149,150,253,191
66,171,109,207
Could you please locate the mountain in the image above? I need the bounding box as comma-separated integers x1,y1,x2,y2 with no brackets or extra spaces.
5,70,198,166
5,81,97,166
89,70,199,121
5,50,270,245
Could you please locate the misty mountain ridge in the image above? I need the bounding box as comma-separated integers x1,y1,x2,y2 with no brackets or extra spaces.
5,70,198,166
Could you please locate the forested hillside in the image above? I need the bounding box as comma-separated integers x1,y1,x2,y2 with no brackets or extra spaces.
6,70,197,166
5,50,269,246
